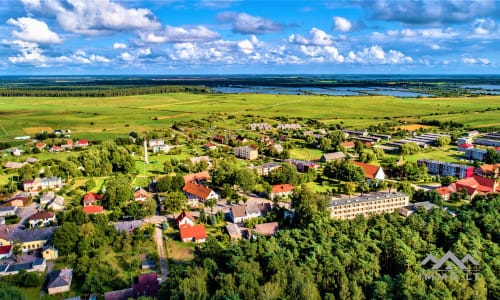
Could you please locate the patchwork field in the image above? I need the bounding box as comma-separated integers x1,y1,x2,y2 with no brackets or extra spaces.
0,93,499,142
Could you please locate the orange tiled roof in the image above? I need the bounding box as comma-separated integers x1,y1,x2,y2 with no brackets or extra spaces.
353,161,380,179
176,210,195,225
183,171,210,184
271,184,294,193
83,205,104,214
179,224,207,241
182,182,213,200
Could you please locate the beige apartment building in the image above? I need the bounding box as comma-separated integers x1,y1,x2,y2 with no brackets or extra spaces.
234,146,258,160
328,192,409,220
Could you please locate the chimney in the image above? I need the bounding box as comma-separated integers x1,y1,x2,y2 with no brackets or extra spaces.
143,137,149,164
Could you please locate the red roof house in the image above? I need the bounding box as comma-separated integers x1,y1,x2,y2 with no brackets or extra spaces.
183,171,211,184
75,140,89,148
435,187,452,201
35,142,46,150
269,184,294,200
0,245,12,259
449,175,499,199
179,224,207,243
176,210,196,228
353,161,386,181
83,192,104,206
83,205,104,214
341,141,355,149
182,182,218,203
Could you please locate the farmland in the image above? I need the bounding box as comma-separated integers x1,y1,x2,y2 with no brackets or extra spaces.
0,93,499,142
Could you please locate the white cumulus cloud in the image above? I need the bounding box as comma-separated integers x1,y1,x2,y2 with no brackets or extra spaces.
289,28,334,46
347,45,412,64
7,17,62,44
216,11,283,34
333,16,352,32
472,18,496,35
5,39,47,65
113,43,127,49
140,25,220,43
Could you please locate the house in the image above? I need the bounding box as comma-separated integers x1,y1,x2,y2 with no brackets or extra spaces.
230,203,268,223
49,145,63,152
3,193,30,207
457,143,474,152
189,156,210,165
0,206,18,217
179,224,207,243
254,222,279,236
320,152,346,162
42,245,59,260
114,220,144,234
176,211,196,228
0,258,46,276
148,139,164,147
277,124,301,130
61,139,73,150
83,205,104,214
203,143,217,151
0,225,16,245
341,141,355,149
105,289,134,300
234,145,258,160
47,196,64,211
213,134,226,144
249,123,272,131
3,161,24,169
152,144,170,153
284,159,319,172
269,144,284,153
0,245,12,259
435,187,452,201
134,188,148,202
183,171,211,184
353,161,386,181
253,162,281,176
182,182,218,205
225,222,242,240
269,184,294,200
40,191,55,205
449,175,499,199
27,210,56,228
74,139,89,148
465,148,488,161
23,177,62,194
47,268,73,295
476,164,500,178
35,142,46,150
12,148,23,157
83,192,103,206
399,201,440,217
25,157,39,164
234,135,249,144
132,273,160,299
329,192,409,220
9,227,56,253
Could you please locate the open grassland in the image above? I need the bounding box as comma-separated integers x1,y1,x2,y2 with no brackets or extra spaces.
0,93,499,141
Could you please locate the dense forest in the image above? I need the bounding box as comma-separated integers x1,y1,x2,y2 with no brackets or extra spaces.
160,195,499,300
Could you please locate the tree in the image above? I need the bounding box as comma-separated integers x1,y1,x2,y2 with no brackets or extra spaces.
485,148,500,164
103,175,134,209
163,191,188,213
53,222,80,255
236,169,256,192
436,136,451,147
205,198,217,215
440,175,456,186
400,142,420,156
84,178,96,192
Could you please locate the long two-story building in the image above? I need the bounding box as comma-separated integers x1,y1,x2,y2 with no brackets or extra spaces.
328,192,409,220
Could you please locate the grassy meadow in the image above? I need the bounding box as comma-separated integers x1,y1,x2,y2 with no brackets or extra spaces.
0,93,499,142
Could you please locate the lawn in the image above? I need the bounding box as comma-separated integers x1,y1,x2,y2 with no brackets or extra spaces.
289,148,323,160
390,147,464,163
0,93,499,142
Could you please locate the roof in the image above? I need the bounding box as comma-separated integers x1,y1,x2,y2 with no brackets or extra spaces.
83,192,103,203
0,225,17,241
48,268,73,289
176,210,195,225
478,164,500,173
76,139,88,145
9,226,56,243
341,141,355,148
458,143,474,148
435,187,452,196
322,152,346,161
231,205,247,218
0,245,12,255
83,205,104,214
330,192,408,207
182,182,213,200
179,224,207,241
183,171,210,184
254,222,279,236
133,273,159,298
27,211,55,221
271,184,294,194
353,161,381,179
134,188,148,198
114,220,144,233
453,175,498,195
4,162,24,169
104,288,134,300
413,201,439,211
0,206,17,213
225,222,241,237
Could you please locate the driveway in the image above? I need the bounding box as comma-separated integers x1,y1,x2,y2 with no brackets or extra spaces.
16,203,38,229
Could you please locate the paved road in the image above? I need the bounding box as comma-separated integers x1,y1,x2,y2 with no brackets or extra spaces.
154,226,168,280
17,203,38,229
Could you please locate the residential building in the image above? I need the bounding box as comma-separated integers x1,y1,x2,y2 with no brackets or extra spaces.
9,227,56,252
225,222,242,240
277,124,301,130
182,182,219,205
134,188,148,202
253,162,282,176
3,193,30,207
183,171,211,184
476,164,500,178
176,211,195,228
457,137,473,145
449,175,499,199
320,151,346,162
148,139,164,147
0,225,16,245
27,211,56,228
0,206,17,217
49,145,63,152
3,161,24,169
35,142,46,150
234,146,258,160
269,184,294,200
230,203,270,223
179,224,207,243
74,139,89,148
465,148,488,161
328,192,409,220
249,123,272,131
47,196,64,211
269,143,284,153
341,141,355,149
83,205,104,214
457,143,474,152
61,139,73,150
40,191,55,205
203,143,217,151
254,222,279,236
0,245,12,259
23,177,62,194
417,159,474,179
152,144,170,153
189,156,210,165
284,159,319,172
0,258,46,276
213,134,226,144
47,268,73,295
434,187,452,201
42,245,59,260
353,161,386,181
83,192,103,206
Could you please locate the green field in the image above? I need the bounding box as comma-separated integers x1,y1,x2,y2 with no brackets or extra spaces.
0,93,499,142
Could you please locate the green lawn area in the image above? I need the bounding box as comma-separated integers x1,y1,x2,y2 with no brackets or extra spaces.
1,93,499,142
390,147,464,163
289,148,323,160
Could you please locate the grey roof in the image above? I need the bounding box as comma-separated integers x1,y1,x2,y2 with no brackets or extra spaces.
330,192,409,207
9,226,56,243
225,222,241,237
413,201,439,211
0,206,17,212
114,220,144,233
48,268,73,288
322,152,346,161
246,203,261,215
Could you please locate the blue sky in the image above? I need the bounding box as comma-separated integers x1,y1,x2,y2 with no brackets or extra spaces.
1,0,499,74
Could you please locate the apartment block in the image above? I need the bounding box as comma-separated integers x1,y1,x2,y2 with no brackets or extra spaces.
417,159,474,179
328,192,409,220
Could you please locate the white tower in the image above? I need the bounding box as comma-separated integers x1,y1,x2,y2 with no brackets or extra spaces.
143,137,149,164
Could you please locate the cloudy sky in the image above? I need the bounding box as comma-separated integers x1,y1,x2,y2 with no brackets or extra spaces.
1,0,499,74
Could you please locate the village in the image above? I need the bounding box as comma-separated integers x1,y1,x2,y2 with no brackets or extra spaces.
0,115,499,299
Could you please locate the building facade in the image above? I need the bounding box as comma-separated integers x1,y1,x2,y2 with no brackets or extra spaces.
328,192,409,220
417,159,474,179
234,146,258,160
